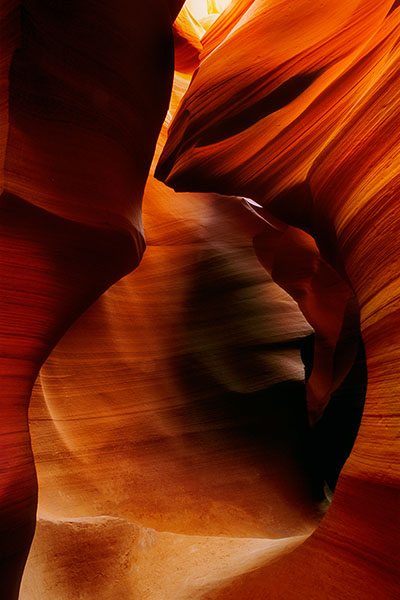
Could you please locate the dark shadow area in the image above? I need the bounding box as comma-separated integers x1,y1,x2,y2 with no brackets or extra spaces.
195,70,324,146
312,335,367,492
388,0,400,15
155,70,325,186
173,246,367,528
172,247,323,536
300,332,367,496
266,181,314,233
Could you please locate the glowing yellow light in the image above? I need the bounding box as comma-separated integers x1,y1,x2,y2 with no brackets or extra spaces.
184,0,232,21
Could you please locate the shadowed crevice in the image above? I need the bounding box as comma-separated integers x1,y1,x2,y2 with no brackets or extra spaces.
195,70,324,146
388,0,400,15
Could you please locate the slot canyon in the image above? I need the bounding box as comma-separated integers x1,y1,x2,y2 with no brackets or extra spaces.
0,0,399,598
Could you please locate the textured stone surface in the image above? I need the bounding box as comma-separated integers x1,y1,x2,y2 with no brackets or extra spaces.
0,0,182,595
21,516,308,600
23,84,323,594
1,0,399,598
155,1,400,598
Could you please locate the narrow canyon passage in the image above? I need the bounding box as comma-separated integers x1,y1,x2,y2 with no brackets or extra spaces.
0,0,399,598
155,1,400,598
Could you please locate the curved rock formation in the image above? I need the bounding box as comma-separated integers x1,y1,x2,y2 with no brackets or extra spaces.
0,0,184,596
21,119,324,596
22,516,308,600
173,5,204,74
1,0,399,598
155,0,400,598
157,0,397,200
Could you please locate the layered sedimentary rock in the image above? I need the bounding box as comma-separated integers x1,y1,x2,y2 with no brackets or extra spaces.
22,517,308,600
0,0,184,596
155,0,400,598
173,6,204,74
1,0,399,598
20,78,327,595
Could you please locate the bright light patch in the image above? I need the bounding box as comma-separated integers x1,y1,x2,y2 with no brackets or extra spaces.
242,197,263,208
184,0,232,22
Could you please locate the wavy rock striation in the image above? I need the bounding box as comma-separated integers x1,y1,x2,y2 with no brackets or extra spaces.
156,1,400,597
21,516,308,600
1,0,399,598
0,0,184,596
22,139,323,596
21,59,328,600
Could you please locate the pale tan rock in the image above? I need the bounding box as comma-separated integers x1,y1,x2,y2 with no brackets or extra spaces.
21,516,309,600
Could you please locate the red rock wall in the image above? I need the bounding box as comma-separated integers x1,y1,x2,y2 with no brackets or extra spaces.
155,1,400,598
1,0,399,598
0,1,183,596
